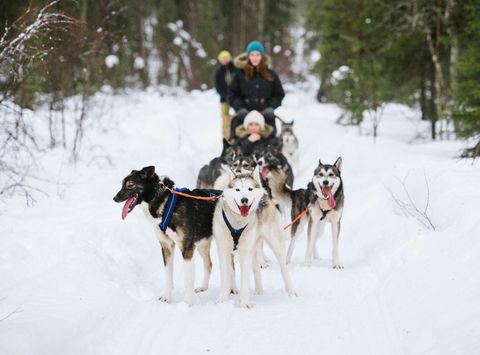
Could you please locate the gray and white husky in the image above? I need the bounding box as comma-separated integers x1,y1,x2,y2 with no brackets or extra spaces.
114,166,220,305
213,153,256,189
280,121,299,172
213,171,296,308
286,157,345,269
197,139,242,189
255,144,294,216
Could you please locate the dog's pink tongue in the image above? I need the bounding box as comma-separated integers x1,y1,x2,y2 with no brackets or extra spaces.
239,205,250,217
121,196,136,220
322,186,336,209
261,166,270,180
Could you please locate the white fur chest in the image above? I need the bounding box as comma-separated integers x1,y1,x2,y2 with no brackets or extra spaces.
141,201,182,244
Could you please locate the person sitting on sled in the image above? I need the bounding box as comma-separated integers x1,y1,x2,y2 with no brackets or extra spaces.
229,40,285,139
235,110,276,156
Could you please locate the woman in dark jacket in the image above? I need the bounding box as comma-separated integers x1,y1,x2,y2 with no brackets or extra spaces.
229,41,285,138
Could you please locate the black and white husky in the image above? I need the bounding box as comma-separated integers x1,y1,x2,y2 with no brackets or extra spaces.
213,171,296,308
113,166,219,304
286,158,345,268
197,139,242,189
280,121,299,172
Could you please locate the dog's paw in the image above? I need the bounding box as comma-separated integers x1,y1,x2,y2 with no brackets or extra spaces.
242,303,255,309
287,289,298,297
254,288,264,295
159,295,171,303
230,288,239,295
333,264,344,269
194,286,208,293
304,260,312,267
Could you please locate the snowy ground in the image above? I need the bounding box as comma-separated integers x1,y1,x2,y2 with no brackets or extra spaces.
1,83,480,355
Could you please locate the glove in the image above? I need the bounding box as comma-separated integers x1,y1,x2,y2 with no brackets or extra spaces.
262,107,275,117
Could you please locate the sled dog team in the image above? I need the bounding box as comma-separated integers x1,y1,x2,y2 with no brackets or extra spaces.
114,133,344,308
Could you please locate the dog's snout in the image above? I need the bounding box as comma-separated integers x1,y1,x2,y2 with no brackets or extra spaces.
113,195,120,202
241,197,248,204
323,180,329,186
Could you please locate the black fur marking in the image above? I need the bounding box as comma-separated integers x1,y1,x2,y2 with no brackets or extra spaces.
290,188,308,236
114,167,221,260
196,140,242,188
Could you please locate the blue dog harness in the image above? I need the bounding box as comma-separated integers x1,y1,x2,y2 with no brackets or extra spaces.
221,209,247,251
159,187,189,232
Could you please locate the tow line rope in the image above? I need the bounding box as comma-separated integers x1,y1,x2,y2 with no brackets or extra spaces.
283,207,308,230
283,206,330,230
162,185,219,201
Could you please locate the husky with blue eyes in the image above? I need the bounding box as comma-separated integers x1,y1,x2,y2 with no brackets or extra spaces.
213,169,297,309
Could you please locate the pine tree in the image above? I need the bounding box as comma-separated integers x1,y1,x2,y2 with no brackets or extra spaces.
453,0,480,157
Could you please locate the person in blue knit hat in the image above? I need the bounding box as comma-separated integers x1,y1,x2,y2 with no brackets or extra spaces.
229,40,285,140
246,41,265,55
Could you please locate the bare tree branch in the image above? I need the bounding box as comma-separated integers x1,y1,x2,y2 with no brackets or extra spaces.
387,172,437,231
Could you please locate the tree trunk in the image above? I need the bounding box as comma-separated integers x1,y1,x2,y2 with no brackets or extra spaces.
317,70,332,103
420,64,427,120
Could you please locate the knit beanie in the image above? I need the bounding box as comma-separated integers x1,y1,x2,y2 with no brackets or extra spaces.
217,50,232,61
243,110,265,129
246,41,265,55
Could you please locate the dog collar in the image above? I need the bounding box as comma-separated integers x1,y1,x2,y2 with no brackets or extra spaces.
222,209,247,250
159,187,188,232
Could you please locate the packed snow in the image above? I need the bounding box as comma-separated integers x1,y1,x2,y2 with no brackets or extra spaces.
1,83,479,355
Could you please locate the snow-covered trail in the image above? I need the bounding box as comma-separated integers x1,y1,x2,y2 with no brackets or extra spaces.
1,85,480,355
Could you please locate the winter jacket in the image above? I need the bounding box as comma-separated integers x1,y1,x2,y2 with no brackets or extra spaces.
237,135,278,157
229,67,285,113
235,124,275,156
214,62,237,102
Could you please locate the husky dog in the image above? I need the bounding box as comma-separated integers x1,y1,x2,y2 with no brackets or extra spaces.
113,166,220,304
213,154,272,269
280,121,299,172
197,139,242,189
213,153,256,190
213,171,296,308
255,144,294,212
286,158,344,268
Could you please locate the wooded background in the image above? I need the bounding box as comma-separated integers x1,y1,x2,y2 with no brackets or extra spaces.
1,0,479,157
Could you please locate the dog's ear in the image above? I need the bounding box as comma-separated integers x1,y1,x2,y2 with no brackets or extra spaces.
250,165,262,185
334,157,342,172
140,166,155,179
159,175,174,189
222,138,230,151
290,120,294,126
318,159,323,166
228,167,238,181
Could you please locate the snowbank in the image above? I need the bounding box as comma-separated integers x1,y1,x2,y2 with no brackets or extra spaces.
1,83,479,355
